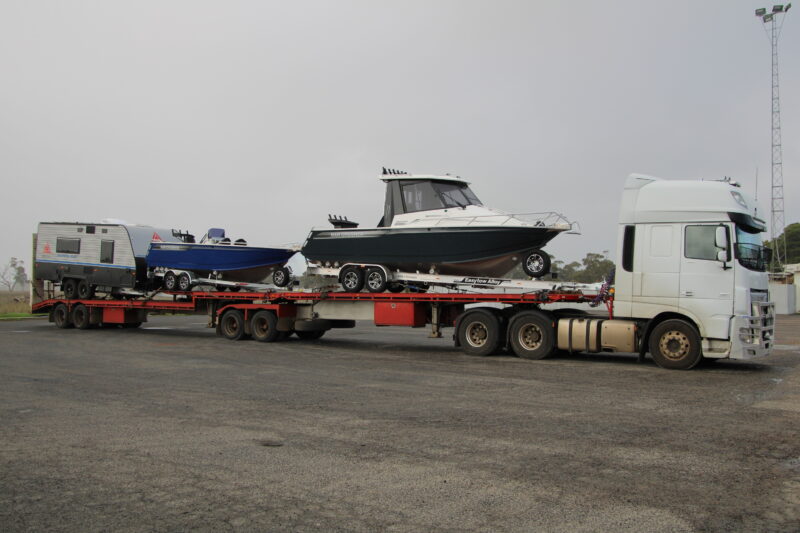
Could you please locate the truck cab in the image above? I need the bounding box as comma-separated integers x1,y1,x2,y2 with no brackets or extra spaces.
613,174,774,364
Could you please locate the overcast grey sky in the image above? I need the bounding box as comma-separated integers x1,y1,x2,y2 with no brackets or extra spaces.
1,0,798,271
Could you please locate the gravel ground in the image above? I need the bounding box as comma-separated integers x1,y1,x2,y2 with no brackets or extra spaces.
1,313,799,532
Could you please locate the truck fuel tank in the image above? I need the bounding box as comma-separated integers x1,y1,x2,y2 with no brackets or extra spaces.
557,318,637,354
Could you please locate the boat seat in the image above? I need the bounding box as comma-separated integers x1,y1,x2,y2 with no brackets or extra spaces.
218,238,231,245
234,239,248,246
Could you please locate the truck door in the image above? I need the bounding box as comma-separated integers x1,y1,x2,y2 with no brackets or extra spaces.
679,224,734,339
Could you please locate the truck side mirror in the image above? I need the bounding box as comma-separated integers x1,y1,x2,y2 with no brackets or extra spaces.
715,226,728,249
715,227,731,263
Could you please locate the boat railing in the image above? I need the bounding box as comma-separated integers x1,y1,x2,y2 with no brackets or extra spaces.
410,211,574,229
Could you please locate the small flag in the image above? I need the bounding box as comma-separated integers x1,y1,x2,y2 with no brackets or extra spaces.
152,232,163,241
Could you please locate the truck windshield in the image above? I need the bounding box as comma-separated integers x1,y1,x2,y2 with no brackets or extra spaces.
401,181,483,213
735,225,772,272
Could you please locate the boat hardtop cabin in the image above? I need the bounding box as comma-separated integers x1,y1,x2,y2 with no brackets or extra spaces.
377,169,568,230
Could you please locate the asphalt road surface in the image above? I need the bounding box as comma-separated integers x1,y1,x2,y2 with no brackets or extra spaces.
1,314,799,532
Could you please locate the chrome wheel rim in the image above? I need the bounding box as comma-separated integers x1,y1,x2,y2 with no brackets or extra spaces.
343,271,359,290
367,272,383,290
526,254,544,273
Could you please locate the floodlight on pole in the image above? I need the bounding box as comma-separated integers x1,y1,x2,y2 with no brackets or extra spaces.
754,5,791,271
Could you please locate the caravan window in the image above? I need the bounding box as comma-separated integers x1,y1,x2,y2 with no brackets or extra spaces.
56,237,81,254
101,240,114,264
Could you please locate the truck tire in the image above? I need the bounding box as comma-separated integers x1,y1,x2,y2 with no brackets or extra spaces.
366,268,388,293
522,249,551,278
220,309,247,340
250,310,279,343
163,271,178,291
77,280,95,300
457,309,500,356
53,303,73,329
340,266,365,292
648,319,702,370
62,278,78,299
296,330,326,340
71,304,92,330
509,311,555,360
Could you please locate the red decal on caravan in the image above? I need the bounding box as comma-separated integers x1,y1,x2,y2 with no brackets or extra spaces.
152,232,162,241
43,243,52,254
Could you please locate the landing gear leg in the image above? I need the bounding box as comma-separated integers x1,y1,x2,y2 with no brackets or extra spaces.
429,304,442,338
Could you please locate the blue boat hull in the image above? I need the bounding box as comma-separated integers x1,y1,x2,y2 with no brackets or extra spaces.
147,243,296,283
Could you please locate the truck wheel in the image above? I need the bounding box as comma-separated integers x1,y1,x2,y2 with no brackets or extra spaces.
250,310,279,342
273,267,291,287
77,280,95,299
62,278,78,299
71,304,92,330
340,266,365,292
177,272,192,291
163,271,178,291
366,268,388,293
509,311,555,360
53,303,73,329
296,330,326,340
457,310,500,356
522,249,551,278
220,310,247,340
649,319,702,370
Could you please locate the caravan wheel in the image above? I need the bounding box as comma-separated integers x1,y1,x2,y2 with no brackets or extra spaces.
62,279,78,299
77,280,95,299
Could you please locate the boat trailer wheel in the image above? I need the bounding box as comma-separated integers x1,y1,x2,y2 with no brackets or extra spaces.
366,268,388,293
340,266,365,292
522,249,551,278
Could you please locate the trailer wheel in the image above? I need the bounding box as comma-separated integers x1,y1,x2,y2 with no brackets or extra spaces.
522,249,551,278
366,268,388,293
163,271,178,291
509,311,555,360
340,266,365,292
71,304,92,330
457,310,500,356
177,272,192,291
387,282,405,293
273,267,291,287
649,319,702,370
77,280,95,300
62,278,78,299
53,303,73,329
220,310,247,340
250,310,279,342
296,330,326,340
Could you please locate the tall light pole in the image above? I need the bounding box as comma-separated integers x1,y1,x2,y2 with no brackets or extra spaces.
755,4,791,271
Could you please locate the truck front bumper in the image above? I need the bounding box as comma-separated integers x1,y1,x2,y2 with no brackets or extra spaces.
729,302,775,360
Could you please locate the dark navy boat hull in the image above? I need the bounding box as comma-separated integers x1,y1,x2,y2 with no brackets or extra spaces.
147,243,296,283
301,226,561,277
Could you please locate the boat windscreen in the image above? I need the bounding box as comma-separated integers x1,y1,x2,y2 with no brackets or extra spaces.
400,180,483,213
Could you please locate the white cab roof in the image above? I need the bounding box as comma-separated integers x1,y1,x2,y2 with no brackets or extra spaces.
380,173,470,185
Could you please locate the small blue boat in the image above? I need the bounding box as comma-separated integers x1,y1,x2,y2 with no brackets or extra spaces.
146,228,297,287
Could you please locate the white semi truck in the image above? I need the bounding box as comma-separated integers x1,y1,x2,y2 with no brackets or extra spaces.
33,174,775,370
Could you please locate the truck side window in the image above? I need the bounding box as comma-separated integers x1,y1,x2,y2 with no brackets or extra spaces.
684,226,717,260
622,225,635,272
100,240,114,264
56,237,80,254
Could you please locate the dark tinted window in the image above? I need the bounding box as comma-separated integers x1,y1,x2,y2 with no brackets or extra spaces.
401,181,443,212
100,240,114,264
56,237,80,254
684,226,718,260
86,225,96,234
622,225,635,272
